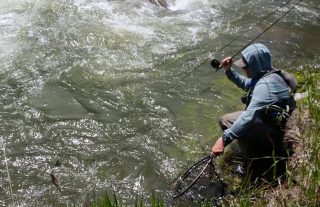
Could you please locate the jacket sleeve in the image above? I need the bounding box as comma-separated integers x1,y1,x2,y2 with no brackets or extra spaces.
222,79,274,141
225,68,251,92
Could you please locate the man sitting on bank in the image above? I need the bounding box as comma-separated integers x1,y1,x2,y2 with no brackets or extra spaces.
211,43,297,179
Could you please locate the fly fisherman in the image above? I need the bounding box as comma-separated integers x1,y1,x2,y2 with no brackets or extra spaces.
211,43,297,179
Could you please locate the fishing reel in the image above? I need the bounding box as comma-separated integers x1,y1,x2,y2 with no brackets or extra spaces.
210,59,221,71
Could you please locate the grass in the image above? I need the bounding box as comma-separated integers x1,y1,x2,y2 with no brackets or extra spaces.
266,67,320,206
1,141,15,206
92,66,320,206
92,194,165,207
295,68,320,205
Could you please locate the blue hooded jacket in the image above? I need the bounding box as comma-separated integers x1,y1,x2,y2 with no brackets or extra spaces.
222,43,291,143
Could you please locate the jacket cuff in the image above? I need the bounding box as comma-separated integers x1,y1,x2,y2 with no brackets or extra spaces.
225,68,233,78
222,134,233,146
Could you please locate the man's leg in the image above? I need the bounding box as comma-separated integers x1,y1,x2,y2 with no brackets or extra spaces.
218,112,286,179
237,119,285,180
218,111,244,164
218,111,243,130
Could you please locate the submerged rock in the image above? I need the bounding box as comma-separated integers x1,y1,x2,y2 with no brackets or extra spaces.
148,0,169,8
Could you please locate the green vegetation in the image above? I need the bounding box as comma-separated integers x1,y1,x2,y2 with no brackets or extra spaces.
92,67,320,206
283,68,320,206
92,194,165,207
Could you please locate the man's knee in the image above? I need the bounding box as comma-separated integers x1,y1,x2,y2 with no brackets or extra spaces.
219,115,229,130
218,111,243,130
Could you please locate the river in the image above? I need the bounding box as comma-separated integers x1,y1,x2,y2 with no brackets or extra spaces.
0,0,319,206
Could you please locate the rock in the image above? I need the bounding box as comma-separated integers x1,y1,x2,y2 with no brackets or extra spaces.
148,0,169,8
294,92,308,101
49,160,63,191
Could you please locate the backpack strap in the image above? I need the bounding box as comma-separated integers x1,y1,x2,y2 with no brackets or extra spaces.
271,68,298,93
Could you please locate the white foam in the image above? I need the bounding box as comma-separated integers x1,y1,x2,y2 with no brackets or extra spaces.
168,0,193,11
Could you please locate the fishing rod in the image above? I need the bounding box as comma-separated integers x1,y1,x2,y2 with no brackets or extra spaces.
211,0,303,70
165,0,301,92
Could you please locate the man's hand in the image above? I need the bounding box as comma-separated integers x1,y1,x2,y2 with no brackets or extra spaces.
219,57,233,71
211,137,224,156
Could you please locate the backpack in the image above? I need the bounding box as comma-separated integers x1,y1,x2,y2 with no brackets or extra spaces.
241,69,297,107
261,69,297,127
274,69,298,94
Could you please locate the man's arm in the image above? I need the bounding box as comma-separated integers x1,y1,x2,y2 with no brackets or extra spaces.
225,68,251,92
222,80,274,143
219,56,251,91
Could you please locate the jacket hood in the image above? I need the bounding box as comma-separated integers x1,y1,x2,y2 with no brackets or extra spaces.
241,43,272,78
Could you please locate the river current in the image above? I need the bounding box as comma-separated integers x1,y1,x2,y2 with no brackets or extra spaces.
0,0,319,206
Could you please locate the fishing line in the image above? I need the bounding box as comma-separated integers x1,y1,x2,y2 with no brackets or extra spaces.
165,0,301,92
211,0,304,70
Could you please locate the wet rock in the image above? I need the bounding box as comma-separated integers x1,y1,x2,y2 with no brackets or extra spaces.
49,160,63,191
148,0,169,8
